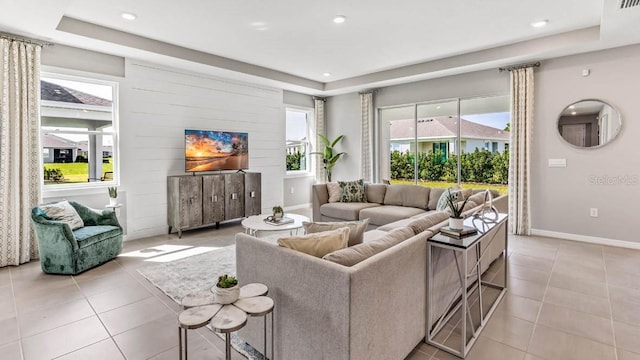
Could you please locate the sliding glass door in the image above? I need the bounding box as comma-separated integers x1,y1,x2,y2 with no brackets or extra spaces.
379,95,510,194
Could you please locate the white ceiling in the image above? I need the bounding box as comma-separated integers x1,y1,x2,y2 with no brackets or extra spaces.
1,0,639,95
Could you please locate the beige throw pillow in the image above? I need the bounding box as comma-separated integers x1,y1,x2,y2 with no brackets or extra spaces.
322,227,414,266
303,219,369,247
326,182,342,203
407,211,450,235
278,227,350,258
39,200,84,230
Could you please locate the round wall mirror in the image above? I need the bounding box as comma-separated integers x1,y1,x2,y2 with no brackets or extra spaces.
557,100,622,148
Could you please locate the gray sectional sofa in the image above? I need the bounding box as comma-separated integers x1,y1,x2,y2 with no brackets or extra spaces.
235,184,508,360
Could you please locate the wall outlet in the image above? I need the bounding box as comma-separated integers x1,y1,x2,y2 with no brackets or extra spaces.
290,187,294,194
590,208,598,217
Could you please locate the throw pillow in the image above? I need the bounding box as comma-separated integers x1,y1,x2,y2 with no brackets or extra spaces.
322,227,414,266
277,227,350,258
407,211,450,235
39,200,84,230
302,218,369,247
326,182,342,203
338,179,367,203
435,186,472,211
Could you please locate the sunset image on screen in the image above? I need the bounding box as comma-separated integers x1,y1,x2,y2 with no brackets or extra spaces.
185,130,248,172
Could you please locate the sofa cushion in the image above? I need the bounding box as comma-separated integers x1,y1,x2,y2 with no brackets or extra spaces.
377,218,413,232
323,227,414,266
407,211,450,235
320,202,380,221
39,200,84,230
73,225,121,248
383,184,430,209
303,219,369,247
326,182,342,203
359,205,426,226
428,188,446,210
338,179,367,202
362,229,389,242
365,184,387,204
278,227,350,258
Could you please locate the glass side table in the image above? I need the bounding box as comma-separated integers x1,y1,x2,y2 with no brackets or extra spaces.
426,213,508,358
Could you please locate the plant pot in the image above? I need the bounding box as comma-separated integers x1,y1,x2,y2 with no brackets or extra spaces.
274,212,283,221
449,217,464,230
213,285,240,304
109,197,118,206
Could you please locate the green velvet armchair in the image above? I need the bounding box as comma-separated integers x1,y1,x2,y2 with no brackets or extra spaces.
31,201,123,275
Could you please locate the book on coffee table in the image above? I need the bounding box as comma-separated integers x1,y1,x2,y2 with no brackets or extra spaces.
264,216,295,226
440,225,478,238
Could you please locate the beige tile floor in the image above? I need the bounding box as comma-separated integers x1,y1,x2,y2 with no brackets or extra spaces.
2,215,640,360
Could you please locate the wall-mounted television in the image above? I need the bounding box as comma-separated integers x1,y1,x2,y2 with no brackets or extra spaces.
185,129,249,172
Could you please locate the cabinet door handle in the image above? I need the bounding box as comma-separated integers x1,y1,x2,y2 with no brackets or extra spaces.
212,195,218,203
250,191,256,198
231,193,238,200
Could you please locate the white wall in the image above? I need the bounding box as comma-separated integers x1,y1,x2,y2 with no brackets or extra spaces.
531,44,640,243
325,92,361,181
119,60,284,240
42,50,286,241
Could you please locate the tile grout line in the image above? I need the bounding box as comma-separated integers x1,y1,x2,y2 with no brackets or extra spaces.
8,267,25,360
602,249,619,360
70,266,129,360
522,242,558,356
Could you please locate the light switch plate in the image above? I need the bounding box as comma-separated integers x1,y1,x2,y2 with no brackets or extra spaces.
548,158,567,168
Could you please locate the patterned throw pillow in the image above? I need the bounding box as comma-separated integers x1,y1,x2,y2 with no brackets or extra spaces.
39,200,84,230
338,179,367,203
435,186,472,211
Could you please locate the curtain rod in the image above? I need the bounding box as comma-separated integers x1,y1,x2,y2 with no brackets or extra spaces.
0,32,53,47
359,89,378,95
498,61,540,72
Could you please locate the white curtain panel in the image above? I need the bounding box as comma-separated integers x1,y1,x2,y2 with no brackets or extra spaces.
360,92,373,183
508,67,534,235
314,98,326,182
0,39,42,266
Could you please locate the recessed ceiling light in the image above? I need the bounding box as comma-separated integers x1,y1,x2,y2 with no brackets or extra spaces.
530,19,548,28
569,105,575,109
571,111,577,115
121,12,137,21
322,72,331,77
333,15,347,24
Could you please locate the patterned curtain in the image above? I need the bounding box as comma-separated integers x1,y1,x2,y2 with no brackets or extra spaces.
508,67,534,235
360,92,373,182
0,38,42,266
314,97,326,182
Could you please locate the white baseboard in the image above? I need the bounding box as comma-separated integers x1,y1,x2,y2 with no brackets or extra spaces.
531,229,640,250
284,203,311,211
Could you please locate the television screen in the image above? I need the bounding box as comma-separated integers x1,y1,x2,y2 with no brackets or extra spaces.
185,129,249,172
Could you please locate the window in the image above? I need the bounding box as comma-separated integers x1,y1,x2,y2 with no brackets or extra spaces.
285,108,313,174
41,74,118,187
379,95,510,194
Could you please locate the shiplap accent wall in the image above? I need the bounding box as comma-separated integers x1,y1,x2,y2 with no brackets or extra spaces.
120,60,285,240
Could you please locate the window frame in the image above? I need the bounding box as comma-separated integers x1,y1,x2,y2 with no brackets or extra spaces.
40,71,120,195
285,106,314,177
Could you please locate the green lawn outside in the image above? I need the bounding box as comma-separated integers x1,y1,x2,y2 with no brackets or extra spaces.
44,161,113,184
390,179,508,195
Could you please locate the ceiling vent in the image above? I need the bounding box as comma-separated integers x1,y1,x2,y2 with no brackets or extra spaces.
619,0,640,9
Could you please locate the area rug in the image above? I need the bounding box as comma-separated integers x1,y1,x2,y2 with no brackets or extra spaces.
137,245,236,304
137,244,267,359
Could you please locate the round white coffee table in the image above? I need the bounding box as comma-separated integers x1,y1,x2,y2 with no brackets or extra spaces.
241,213,309,237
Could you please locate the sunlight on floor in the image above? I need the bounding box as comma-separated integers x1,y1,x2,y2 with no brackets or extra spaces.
118,244,193,258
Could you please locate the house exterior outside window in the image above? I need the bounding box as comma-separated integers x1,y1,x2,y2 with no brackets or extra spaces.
41,74,118,188
285,107,313,175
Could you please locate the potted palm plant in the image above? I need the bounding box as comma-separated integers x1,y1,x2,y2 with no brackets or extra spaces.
213,274,239,304
444,189,469,230
311,134,346,182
